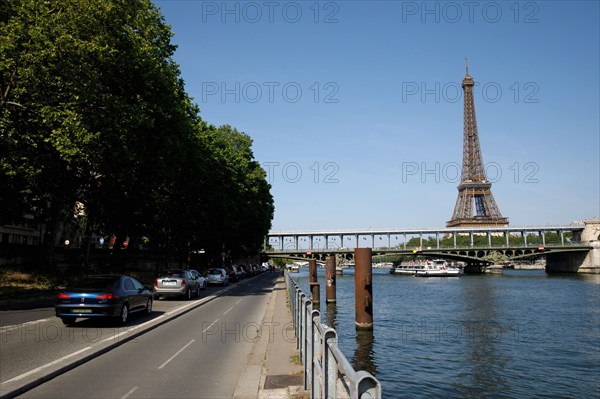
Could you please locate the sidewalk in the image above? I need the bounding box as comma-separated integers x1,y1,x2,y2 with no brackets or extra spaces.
235,272,307,399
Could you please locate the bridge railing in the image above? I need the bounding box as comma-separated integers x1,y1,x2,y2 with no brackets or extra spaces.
285,271,381,399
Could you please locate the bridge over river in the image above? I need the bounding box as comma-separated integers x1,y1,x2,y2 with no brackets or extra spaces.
264,219,600,273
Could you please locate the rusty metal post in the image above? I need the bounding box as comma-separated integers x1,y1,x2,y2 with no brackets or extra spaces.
325,256,336,303
308,259,317,284
354,248,373,331
308,259,320,305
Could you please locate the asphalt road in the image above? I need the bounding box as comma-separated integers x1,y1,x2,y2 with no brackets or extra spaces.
1,272,278,398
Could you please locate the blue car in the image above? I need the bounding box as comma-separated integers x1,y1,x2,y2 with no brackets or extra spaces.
55,274,153,326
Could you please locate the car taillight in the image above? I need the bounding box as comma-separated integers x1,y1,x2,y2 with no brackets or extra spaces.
154,279,158,287
95,293,116,300
181,279,186,286
58,292,70,299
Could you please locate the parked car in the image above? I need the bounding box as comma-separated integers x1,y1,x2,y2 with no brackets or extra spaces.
232,265,245,279
207,268,229,286
153,269,201,300
188,269,207,289
224,265,240,283
236,265,248,279
55,274,153,326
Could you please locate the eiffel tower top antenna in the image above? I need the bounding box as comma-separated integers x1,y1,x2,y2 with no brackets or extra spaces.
465,57,469,76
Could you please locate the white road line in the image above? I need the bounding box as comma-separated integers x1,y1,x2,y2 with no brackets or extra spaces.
100,315,167,343
202,319,219,333
1,318,50,331
121,386,139,399
157,339,195,370
4,346,93,383
235,299,242,305
165,295,215,316
23,318,49,325
223,306,234,315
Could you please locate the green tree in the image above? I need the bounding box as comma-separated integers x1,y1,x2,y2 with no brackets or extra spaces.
0,0,274,269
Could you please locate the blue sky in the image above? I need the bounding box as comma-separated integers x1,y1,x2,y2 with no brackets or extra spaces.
154,0,599,231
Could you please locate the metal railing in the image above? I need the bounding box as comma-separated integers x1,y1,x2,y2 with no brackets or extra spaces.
285,271,381,399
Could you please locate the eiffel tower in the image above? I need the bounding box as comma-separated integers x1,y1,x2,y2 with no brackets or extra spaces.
447,63,508,228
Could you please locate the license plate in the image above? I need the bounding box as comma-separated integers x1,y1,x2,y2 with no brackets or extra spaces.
72,309,92,314
162,280,177,286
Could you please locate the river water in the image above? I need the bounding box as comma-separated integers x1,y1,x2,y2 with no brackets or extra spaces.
292,268,600,398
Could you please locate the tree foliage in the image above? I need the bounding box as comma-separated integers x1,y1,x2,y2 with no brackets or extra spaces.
0,0,273,266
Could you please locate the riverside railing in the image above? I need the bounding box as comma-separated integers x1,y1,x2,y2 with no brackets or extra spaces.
285,271,381,399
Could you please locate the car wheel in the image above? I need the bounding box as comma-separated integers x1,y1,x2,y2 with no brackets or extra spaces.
61,317,76,326
186,288,192,300
118,304,129,325
146,298,153,314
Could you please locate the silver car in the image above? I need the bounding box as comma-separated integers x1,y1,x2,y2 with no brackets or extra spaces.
207,268,229,286
153,269,201,300
188,269,207,290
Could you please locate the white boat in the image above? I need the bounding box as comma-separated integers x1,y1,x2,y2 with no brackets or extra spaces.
287,264,300,273
393,264,423,276
415,259,461,277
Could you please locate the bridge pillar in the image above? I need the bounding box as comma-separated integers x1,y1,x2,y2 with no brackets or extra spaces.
546,219,600,273
325,256,336,303
354,248,373,331
308,259,320,305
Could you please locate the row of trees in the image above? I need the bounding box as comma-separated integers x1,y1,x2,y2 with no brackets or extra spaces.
0,0,274,267
403,232,573,249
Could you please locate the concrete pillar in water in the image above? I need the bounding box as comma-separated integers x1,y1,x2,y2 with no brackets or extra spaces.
354,248,373,331
325,256,336,303
308,259,320,305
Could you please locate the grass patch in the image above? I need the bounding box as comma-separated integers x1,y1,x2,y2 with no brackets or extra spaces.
0,269,58,291
290,354,302,366
0,269,66,310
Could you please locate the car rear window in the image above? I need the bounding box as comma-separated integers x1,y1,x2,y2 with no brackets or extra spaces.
159,271,186,278
72,276,119,290
208,269,222,275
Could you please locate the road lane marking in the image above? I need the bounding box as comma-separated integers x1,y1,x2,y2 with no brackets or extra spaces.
100,315,168,343
223,306,234,315
202,319,219,333
23,319,49,325
1,319,50,331
121,386,139,399
158,339,195,370
4,346,93,383
165,294,216,316
235,299,242,305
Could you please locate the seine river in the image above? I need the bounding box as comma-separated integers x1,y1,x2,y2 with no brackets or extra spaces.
292,268,600,398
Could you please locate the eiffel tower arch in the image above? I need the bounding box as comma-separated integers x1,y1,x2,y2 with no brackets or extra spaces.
447,65,509,228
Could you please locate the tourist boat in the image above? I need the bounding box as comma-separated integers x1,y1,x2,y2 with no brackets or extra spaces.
392,260,430,276
415,259,461,277
288,264,300,273
393,264,423,276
